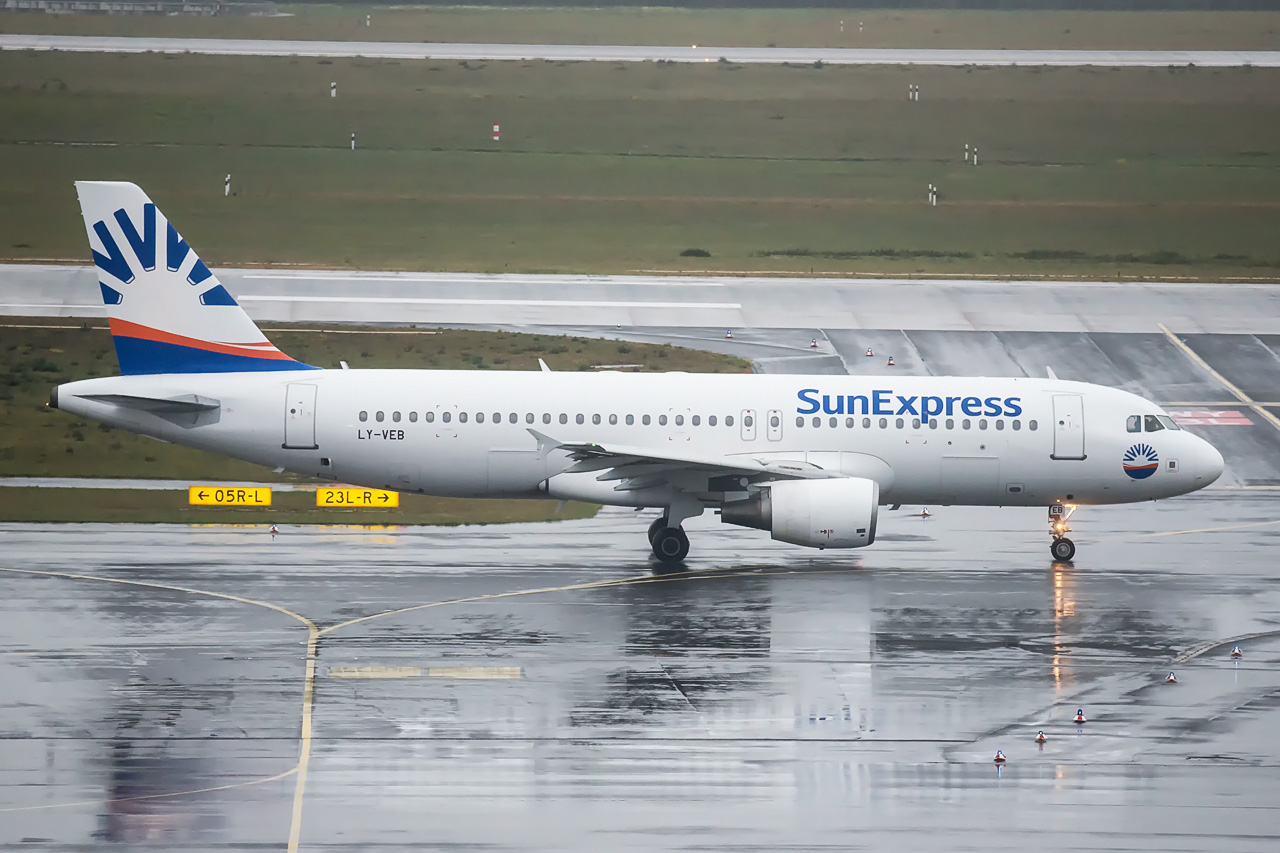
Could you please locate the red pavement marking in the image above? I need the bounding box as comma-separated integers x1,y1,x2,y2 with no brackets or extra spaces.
1166,409,1253,426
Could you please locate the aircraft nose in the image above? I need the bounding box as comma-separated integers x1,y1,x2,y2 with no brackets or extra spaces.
1193,437,1225,486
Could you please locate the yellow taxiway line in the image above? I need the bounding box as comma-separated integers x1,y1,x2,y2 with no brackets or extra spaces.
1157,322,1280,434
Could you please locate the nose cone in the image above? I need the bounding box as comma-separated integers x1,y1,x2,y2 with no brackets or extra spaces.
1192,437,1225,487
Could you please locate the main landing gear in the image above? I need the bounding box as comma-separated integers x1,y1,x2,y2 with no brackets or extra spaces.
648,515,690,563
1049,504,1077,562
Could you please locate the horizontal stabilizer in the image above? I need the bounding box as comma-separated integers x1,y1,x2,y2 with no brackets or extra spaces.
78,392,222,428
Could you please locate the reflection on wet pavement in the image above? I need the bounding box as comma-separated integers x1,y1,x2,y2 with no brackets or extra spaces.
2,496,1279,850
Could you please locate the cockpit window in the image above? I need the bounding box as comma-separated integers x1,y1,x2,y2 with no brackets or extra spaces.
1157,415,1181,431
1144,415,1165,432
1126,415,1141,433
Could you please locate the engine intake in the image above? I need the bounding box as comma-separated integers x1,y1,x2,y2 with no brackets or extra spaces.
721,477,879,549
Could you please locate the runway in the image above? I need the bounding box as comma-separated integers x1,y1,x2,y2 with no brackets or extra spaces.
2,35,1279,67
6,264,1280,333
2,496,1278,851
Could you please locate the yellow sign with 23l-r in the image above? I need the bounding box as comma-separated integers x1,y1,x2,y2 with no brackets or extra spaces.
316,488,399,508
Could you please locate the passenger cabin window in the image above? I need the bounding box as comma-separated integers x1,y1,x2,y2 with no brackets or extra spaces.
726,415,735,427
659,415,668,426
560,414,568,424
376,411,385,423
626,415,635,425
743,415,752,427
476,412,485,423
692,415,700,426
442,412,451,423
709,415,717,426
459,412,468,423
643,415,652,425
1127,415,1142,433
592,414,601,425
1029,420,1038,431
409,412,418,423
675,415,684,426
426,411,435,423
812,416,820,428
1144,414,1165,432
493,412,501,423
796,416,805,428
576,414,585,425
609,414,618,425
359,411,368,422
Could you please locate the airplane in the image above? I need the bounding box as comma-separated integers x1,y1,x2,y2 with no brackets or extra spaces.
51,182,1225,563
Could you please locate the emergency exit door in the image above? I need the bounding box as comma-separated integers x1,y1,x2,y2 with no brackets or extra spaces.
283,383,318,449
1051,394,1085,460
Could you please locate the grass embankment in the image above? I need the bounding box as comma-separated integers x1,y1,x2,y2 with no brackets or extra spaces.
1,321,751,480
0,486,599,525
1,52,1277,279
2,6,1279,51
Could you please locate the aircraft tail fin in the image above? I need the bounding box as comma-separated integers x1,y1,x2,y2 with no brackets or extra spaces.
74,181,316,375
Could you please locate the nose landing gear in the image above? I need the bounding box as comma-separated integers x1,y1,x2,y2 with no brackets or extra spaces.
1049,504,1076,561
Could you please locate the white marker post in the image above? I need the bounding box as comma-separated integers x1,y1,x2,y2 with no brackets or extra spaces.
492,122,500,142
224,174,230,197
965,143,970,163
974,146,979,166
365,14,370,27
351,132,355,151
331,82,336,98
859,22,864,34
840,20,844,34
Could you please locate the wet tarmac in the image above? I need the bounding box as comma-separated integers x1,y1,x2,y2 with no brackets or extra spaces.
1,497,1278,851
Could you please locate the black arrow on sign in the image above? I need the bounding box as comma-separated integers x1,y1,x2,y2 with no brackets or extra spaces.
379,493,389,502
197,490,207,500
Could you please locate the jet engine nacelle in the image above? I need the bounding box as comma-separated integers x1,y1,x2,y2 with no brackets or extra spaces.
720,477,879,549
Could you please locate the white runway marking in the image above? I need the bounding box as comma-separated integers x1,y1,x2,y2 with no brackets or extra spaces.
2,35,1278,67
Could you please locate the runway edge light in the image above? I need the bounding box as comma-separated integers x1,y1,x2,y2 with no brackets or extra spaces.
1231,645,1243,658
1074,708,1087,724
1166,671,1179,684
1035,731,1047,744
994,750,1006,764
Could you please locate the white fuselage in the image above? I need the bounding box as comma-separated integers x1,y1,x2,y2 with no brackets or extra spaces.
55,369,1223,509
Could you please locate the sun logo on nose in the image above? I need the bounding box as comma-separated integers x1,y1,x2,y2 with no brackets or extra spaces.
1123,443,1159,480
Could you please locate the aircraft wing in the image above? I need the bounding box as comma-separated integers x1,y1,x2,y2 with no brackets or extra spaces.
529,429,843,492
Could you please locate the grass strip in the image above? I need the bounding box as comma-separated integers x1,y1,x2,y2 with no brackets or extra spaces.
0,486,599,525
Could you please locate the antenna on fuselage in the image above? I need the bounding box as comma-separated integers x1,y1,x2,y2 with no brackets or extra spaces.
1046,366,1058,380
538,358,552,373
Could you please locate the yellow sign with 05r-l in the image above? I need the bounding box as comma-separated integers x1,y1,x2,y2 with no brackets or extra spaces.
189,486,272,506
316,488,400,508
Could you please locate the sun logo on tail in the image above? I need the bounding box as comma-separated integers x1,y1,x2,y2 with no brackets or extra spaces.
1122,443,1159,480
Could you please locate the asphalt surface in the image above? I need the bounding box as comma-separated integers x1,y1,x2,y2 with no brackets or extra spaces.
1,496,1278,851
3,35,1278,66
7,265,1280,333
6,268,1280,848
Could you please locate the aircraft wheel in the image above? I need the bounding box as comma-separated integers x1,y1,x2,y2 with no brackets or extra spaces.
1051,537,1076,562
652,527,690,563
647,515,669,546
